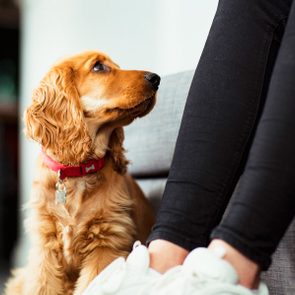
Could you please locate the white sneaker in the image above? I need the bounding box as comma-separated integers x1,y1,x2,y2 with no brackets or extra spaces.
82,241,160,295
83,243,269,295
150,247,269,295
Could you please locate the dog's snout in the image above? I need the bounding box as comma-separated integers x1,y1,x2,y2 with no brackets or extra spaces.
144,72,161,90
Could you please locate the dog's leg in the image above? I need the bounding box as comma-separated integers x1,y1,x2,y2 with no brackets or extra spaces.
73,248,128,295
16,247,66,295
4,263,65,295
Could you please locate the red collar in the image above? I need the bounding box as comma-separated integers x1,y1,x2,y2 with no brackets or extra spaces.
41,151,105,180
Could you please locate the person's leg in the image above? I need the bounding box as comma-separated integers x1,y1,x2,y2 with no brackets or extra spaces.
210,0,295,282
148,0,293,275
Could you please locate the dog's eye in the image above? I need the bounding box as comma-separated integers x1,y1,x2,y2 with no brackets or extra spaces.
93,62,107,72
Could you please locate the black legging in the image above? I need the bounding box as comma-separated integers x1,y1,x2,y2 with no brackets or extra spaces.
148,0,295,271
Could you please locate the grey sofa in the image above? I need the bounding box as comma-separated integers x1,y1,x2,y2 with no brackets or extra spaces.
124,71,295,295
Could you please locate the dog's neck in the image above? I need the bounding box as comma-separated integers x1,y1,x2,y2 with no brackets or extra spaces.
39,150,109,209
41,150,105,180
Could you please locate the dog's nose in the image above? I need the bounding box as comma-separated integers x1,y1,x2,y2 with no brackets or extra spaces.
144,72,161,90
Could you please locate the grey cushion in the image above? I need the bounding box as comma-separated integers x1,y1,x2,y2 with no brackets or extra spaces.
137,178,166,212
125,70,295,294
261,220,295,294
125,70,194,177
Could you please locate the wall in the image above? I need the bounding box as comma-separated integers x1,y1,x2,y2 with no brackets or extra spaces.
17,0,218,265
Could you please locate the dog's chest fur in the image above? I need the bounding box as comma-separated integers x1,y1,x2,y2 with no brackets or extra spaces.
35,174,137,270
51,179,103,266
61,225,75,265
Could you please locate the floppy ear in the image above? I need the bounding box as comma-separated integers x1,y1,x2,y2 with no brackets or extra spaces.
24,65,92,164
108,127,129,174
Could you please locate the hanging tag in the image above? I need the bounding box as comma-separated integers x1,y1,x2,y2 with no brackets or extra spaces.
55,183,67,204
55,171,67,204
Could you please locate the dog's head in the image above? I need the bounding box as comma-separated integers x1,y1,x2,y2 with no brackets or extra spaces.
25,51,160,170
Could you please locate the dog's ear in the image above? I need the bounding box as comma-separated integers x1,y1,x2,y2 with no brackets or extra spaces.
108,127,129,174
24,65,92,164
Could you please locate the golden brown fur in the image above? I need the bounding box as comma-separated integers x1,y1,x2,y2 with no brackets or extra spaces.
5,51,156,295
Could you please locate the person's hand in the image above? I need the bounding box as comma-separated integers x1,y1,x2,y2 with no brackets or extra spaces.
148,239,189,273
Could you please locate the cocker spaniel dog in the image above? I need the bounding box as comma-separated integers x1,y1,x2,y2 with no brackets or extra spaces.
5,51,159,295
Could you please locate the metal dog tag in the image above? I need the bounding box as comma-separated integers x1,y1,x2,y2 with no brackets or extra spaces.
55,181,67,204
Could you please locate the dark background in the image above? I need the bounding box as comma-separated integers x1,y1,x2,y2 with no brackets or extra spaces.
0,0,20,288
